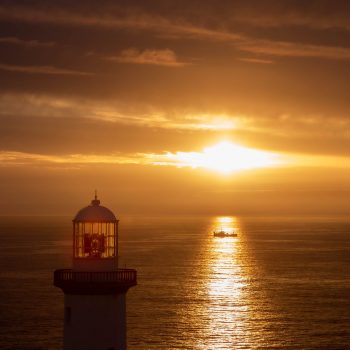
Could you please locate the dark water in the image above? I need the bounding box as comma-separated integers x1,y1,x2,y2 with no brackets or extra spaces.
0,215,349,349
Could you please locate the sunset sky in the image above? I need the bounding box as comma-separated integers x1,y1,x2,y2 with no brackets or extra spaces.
1,0,350,216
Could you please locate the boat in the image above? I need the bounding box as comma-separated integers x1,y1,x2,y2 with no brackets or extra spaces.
213,230,238,237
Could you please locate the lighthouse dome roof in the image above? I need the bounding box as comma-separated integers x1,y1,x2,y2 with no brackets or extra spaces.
73,195,117,222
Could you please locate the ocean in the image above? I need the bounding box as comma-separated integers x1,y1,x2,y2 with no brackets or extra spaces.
0,215,349,349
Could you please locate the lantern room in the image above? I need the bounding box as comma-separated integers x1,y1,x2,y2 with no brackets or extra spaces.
73,194,118,262
54,193,137,350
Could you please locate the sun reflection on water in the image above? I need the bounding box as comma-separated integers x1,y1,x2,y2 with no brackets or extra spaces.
201,216,252,349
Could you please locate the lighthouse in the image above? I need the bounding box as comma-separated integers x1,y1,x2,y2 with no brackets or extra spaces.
54,194,137,350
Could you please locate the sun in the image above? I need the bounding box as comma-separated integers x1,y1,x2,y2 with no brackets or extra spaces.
200,141,279,173
166,141,280,174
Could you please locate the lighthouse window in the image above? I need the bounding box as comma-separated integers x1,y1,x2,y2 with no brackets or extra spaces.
73,221,117,258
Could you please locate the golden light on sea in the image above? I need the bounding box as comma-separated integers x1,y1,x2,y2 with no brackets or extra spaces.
196,216,252,349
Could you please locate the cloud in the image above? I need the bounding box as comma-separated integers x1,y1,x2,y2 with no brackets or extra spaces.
0,146,280,173
1,92,350,159
232,12,350,31
106,48,187,67
0,93,237,131
0,63,93,76
2,4,350,64
238,57,274,64
0,36,55,47
237,39,350,60
0,5,242,43
0,151,143,166
1,147,350,173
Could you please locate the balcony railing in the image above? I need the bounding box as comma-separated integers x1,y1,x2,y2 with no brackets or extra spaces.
54,269,137,294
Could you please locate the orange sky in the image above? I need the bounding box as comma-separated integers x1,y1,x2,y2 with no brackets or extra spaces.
1,1,350,215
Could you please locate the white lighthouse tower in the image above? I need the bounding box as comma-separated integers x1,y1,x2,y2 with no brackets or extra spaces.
54,194,137,350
